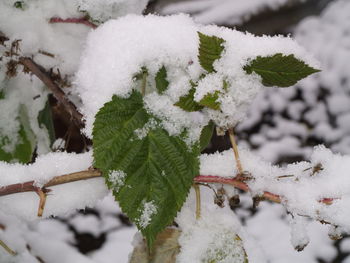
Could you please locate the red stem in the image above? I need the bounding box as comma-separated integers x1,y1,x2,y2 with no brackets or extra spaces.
195,175,334,204
49,17,97,29
0,172,335,206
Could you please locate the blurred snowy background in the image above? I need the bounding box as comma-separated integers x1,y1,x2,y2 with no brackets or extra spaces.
1,0,350,262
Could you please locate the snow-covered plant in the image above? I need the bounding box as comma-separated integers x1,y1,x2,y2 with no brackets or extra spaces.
2,2,350,262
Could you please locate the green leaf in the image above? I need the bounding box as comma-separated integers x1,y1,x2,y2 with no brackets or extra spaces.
14,1,24,9
155,66,169,94
0,90,5,100
0,105,36,163
174,87,204,112
38,97,55,146
93,91,199,249
198,32,225,73
200,121,214,152
244,53,320,87
199,91,221,110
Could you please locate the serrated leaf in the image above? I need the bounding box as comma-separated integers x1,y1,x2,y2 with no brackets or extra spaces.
155,66,169,94
244,53,320,87
200,121,214,152
174,87,204,112
198,32,225,73
129,228,181,263
93,91,199,249
199,91,221,110
38,97,55,146
0,104,36,163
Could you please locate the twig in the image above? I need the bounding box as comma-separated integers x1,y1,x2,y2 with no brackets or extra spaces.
0,239,17,256
141,69,147,96
35,189,47,217
193,184,201,219
49,17,97,29
0,170,335,213
228,128,244,176
0,169,101,197
19,57,84,128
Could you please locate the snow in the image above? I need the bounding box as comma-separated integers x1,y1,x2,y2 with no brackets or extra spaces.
176,187,247,263
237,0,350,163
0,0,349,262
108,170,126,192
76,14,318,141
162,0,307,25
138,200,157,229
200,145,350,243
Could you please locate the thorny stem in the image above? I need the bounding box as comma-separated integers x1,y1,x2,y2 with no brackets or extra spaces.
49,17,97,29
0,169,101,217
0,169,335,214
193,184,201,220
0,239,17,256
19,57,84,128
228,128,244,176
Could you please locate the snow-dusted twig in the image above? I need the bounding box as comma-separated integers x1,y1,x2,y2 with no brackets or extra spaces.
0,169,334,209
49,17,97,29
0,169,101,197
19,57,84,127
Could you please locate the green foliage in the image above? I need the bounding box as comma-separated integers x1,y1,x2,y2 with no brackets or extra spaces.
14,1,24,9
199,91,221,110
174,87,204,112
93,91,199,249
0,105,36,164
198,32,225,73
155,66,169,94
38,97,55,146
244,53,320,87
200,121,214,152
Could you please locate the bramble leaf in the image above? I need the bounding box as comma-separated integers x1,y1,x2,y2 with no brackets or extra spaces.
155,66,169,94
174,87,204,112
199,91,221,110
198,32,225,73
93,91,199,249
200,121,214,152
244,53,320,87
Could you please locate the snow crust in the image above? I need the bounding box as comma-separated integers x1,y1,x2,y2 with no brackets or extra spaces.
76,14,318,140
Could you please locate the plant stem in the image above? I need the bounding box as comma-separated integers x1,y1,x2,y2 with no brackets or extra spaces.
0,239,17,256
228,128,243,176
193,184,201,220
0,169,101,197
0,170,335,214
19,57,84,128
141,70,147,96
49,17,97,29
